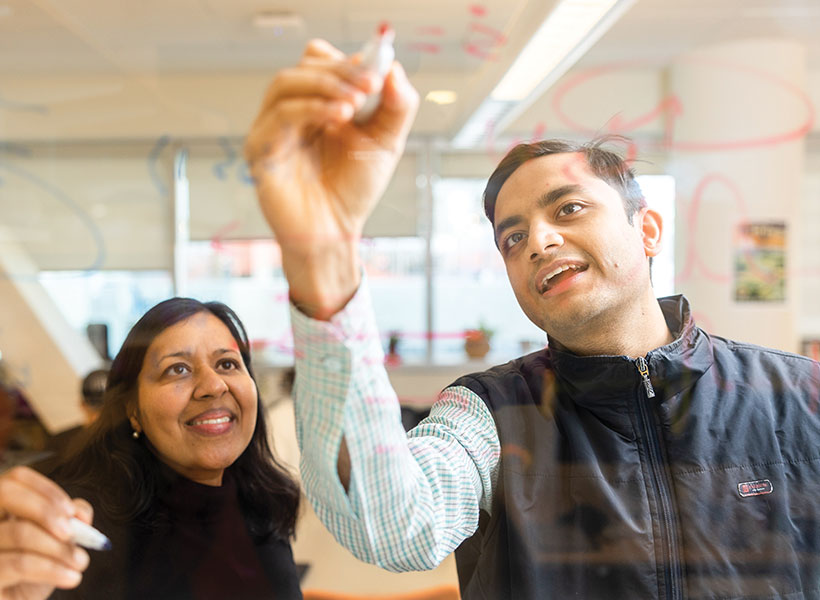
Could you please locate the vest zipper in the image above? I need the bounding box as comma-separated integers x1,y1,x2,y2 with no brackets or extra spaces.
634,357,683,600
636,356,656,398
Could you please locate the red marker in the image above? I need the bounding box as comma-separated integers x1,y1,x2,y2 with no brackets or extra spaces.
353,22,396,124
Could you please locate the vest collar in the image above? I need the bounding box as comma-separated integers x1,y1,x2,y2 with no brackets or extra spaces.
545,295,714,404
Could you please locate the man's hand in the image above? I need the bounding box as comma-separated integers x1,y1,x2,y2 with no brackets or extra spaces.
0,466,92,600
245,38,419,319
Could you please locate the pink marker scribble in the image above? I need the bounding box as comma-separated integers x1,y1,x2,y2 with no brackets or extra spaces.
468,22,506,43
416,25,445,36
364,396,396,406
469,4,487,17
463,41,499,61
463,13,506,61
250,331,294,355
397,330,468,340
606,95,683,137
408,23,444,55
559,152,589,185
375,443,402,455
530,121,547,141
676,173,748,286
552,58,814,152
210,220,241,251
501,443,532,469
408,42,441,54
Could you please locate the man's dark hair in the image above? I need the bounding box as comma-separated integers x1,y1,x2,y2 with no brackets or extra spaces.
51,297,300,541
483,136,646,231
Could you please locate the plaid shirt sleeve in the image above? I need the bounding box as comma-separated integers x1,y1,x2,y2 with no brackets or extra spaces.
290,278,500,572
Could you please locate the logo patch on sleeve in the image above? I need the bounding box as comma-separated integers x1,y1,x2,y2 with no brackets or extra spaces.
737,479,773,497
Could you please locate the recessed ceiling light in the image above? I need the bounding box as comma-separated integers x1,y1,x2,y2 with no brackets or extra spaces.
252,11,304,31
425,90,457,105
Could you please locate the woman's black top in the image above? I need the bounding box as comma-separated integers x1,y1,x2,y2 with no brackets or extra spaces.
50,469,302,600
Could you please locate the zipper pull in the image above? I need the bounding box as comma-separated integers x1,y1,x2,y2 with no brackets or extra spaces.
635,357,656,398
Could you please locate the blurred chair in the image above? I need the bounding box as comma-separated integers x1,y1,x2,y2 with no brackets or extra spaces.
302,584,460,600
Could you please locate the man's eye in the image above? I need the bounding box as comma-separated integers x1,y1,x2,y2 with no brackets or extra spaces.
504,232,526,250
559,202,582,216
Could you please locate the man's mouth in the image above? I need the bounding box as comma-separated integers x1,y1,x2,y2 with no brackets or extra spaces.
538,263,588,293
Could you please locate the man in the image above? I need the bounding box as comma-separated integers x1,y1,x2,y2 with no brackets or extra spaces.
246,39,820,599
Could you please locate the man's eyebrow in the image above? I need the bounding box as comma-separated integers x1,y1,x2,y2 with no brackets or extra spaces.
537,184,587,210
494,184,587,242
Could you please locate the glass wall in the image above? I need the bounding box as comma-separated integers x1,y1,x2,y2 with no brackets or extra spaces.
34,168,676,366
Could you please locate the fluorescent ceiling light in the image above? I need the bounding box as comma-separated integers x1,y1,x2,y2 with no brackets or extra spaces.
452,0,636,148
492,0,619,101
425,90,458,105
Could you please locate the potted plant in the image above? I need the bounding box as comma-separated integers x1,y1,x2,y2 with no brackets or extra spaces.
464,322,493,359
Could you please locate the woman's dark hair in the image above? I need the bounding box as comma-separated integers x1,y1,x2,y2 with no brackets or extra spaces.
51,298,300,541
483,136,646,234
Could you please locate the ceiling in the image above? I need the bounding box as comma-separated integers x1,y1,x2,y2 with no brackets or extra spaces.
1,0,820,145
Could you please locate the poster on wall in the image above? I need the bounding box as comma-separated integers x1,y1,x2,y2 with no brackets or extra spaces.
734,222,786,302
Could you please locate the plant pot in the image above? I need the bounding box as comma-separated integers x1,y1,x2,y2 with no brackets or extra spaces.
464,336,490,359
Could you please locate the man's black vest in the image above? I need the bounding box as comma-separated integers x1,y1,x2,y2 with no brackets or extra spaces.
451,295,820,599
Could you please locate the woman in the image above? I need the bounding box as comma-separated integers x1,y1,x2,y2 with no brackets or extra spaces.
0,298,302,600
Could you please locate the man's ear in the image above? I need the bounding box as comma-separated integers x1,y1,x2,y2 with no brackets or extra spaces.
639,207,663,258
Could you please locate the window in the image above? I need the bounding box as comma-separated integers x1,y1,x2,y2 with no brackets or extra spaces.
360,237,428,362
432,178,545,364
185,239,291,365
38,271,173,357
37,172,675,368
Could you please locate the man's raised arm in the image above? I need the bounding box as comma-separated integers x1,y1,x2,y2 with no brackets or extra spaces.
245,39,499,571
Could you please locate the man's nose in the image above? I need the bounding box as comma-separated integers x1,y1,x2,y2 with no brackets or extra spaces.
194,367,228,399
528,222,564,261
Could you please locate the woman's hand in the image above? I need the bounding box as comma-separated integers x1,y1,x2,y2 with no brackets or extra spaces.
245,38,419,319
0,466,92,600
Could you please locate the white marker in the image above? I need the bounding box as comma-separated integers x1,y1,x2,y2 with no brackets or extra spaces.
69,517,112,551
352,22,395,124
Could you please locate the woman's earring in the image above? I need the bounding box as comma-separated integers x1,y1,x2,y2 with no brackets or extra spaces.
132,430,140,440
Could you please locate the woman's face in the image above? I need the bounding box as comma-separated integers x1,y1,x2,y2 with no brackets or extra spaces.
130,311,258,486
